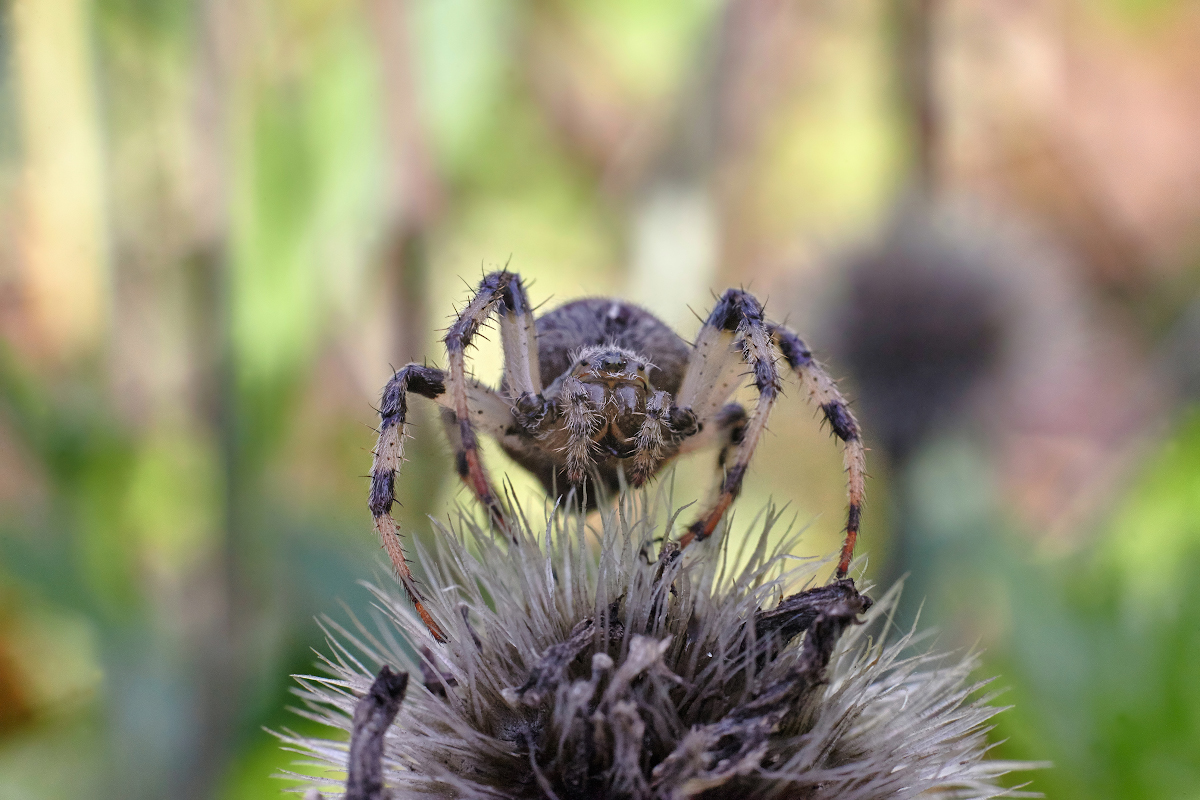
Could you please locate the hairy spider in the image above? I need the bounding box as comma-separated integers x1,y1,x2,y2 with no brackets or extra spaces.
369,271,865,641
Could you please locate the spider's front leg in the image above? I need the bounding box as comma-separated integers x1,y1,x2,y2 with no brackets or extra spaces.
379,371,526,642
668,291,867,580
443,270,545,530
674,289,783,549
768,323,866,580
370,364,449,641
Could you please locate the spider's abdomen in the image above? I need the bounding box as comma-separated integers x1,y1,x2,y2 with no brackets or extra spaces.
532,299,690,392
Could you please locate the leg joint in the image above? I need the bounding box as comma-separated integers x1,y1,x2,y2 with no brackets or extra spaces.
493,271,525,315
708,288,765,332
821,402,860,442
368,470,396,517
444,272,514,349
847,503,862,532
753,359,780,395
381,364,445,417
769,324,814,369
715,403,748,446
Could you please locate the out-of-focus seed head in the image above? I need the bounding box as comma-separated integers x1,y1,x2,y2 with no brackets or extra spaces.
280,493,1039,799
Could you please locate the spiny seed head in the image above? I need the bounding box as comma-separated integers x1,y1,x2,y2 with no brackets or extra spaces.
280,492,1039,799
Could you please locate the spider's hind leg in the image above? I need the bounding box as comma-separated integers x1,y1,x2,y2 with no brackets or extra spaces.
769,323,866,580
370,364,449,641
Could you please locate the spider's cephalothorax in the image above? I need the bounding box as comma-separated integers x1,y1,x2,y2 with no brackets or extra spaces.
496,300,696,500
369,271,866,641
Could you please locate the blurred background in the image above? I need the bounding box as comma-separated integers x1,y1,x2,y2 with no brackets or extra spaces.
1,0,1199,797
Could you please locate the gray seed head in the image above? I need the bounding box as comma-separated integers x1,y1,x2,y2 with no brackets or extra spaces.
280,493,1040,799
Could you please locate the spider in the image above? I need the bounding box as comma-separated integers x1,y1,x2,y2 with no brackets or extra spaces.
369,271,866,641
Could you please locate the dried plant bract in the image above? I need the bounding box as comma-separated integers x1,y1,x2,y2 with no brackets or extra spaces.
281,492,1038,799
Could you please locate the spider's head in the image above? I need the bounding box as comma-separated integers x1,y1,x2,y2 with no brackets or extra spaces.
571,345,653,390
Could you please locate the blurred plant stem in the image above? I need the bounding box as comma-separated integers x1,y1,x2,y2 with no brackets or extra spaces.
368,0,439,362
177,243,244,800
366,0,447,564
893,0,942,196
174,0,242,796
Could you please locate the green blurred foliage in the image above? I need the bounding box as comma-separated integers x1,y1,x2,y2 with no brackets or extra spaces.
991,409,1200,799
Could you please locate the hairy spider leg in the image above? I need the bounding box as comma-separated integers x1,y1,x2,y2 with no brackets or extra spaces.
669,402,750,523
444,271,543,531
768,323,866,580
671,400,746,457
676,290,783,549
369,364,449,641
496,270,543,398
708,402,750,474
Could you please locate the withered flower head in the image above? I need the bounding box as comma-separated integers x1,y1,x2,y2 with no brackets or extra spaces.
281,495,1037,799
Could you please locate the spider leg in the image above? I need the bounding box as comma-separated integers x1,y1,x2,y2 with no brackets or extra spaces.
677,290,782,549
768,323,866,580
711,403,750,470
676,402,748,459
497,271,543,398
444,271,541,529
667,402,750,520
676,296,750,423
437,376,536,499
369,364,449,641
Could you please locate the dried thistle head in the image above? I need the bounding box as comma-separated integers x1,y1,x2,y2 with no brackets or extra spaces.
281,493,1037,799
